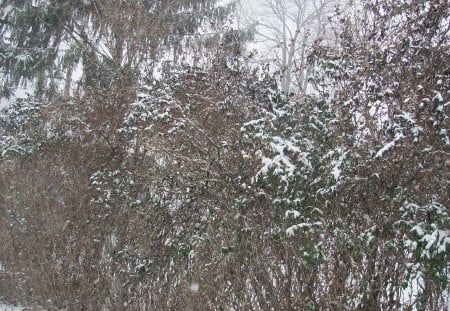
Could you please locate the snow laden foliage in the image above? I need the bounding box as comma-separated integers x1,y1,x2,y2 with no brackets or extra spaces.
0,0,449,310
397,200,450,287
304,0,450,308
0,98,44,157
74,64,301,309
0,94,96,161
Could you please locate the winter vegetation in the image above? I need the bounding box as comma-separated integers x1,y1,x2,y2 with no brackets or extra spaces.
0,0,449,310
0,303,23,311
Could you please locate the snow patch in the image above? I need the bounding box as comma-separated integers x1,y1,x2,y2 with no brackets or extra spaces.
286,222,322,236
189,282,199,293
285,210,300,219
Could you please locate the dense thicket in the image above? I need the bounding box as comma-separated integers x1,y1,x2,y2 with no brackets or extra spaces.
0,0,449,310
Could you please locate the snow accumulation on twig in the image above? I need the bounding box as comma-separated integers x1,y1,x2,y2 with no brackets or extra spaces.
375,132,405,158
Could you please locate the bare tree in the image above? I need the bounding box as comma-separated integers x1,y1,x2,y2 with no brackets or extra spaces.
240,0,339,95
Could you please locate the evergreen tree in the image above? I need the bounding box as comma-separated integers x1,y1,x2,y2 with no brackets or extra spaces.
0,0,236,98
